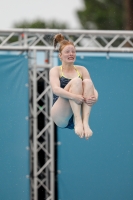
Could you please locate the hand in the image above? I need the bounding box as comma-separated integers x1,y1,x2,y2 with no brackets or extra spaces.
84,95,97,106
73,94,85,105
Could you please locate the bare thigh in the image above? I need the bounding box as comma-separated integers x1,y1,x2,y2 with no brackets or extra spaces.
51,81,73,128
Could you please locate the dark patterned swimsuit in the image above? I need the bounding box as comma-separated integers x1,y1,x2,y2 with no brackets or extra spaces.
53,66,82,129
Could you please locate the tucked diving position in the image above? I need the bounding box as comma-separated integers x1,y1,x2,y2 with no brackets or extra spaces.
49,33,98,139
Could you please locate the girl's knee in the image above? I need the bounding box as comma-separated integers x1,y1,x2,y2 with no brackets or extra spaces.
83,79,93,87
71,77,82,86
69,78,83,93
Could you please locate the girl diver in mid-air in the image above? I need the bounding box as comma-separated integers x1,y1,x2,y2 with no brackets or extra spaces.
49,34,98,139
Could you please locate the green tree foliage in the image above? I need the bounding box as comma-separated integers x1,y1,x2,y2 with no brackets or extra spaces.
10,19,69,44
13,19,68,29
76,0,124,30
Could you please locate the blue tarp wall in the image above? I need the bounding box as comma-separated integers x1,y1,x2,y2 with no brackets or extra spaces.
57,53,133,200
0,54,29,200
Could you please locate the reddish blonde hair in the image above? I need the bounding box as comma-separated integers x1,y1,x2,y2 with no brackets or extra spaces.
53,33,75,53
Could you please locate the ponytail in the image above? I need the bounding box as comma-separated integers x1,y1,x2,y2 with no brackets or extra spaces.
53,33,74,52
53,33,65,48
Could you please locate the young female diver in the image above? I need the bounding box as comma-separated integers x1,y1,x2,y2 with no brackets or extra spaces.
49,33,98,139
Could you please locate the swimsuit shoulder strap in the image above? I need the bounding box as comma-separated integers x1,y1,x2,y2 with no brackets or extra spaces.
60,65,64,77
74,66,82,79
60,65,82,79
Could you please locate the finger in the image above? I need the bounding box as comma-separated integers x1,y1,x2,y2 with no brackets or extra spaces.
87,103,93,106
90,98,96,101
86,99,96,103
87,101,96,104
88,101,95,104
88,97,95,101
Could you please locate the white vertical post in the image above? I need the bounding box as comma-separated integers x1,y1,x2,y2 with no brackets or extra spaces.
33,49,38,200
50,50,55,200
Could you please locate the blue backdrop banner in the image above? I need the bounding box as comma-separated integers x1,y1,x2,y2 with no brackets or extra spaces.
57,53,133,200
0,54,29,200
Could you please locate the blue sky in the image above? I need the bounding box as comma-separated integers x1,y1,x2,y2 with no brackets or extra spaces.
0,0,84,29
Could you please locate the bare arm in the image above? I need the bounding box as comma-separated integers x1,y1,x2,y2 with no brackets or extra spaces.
82,66,91,80
82,66,98,102
49,67,75,100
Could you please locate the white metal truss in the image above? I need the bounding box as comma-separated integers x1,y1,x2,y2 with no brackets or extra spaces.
0,29,133,200
0,29,133,52
28,49,54,200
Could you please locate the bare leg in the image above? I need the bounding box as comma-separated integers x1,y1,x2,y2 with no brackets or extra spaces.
82,79,95,139
51,97,73,128
68,78,84,138
51,78,83,137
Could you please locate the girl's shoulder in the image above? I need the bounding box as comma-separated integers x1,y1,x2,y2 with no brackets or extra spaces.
50,66,60,72
75,65,87,70
74,65,88,75
50,66,61,77
51,65,60,69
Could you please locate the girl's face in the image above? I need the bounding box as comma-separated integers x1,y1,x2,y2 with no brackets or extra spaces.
59,45,76,64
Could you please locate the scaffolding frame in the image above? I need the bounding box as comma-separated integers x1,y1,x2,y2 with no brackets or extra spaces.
0,29,133,200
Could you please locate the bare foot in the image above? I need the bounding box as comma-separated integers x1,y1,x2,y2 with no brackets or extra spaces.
83,123,93,140
74,120,84,138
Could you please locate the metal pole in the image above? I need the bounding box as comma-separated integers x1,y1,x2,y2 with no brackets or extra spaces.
33,49,38,200
49,50,55,200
